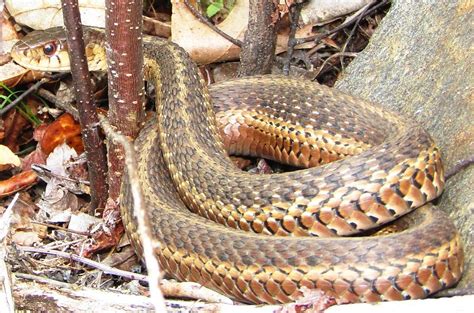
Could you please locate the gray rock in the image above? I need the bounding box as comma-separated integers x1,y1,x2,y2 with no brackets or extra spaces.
336,0,473,294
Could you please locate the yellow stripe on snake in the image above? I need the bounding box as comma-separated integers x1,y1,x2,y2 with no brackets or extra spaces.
11,27,464,304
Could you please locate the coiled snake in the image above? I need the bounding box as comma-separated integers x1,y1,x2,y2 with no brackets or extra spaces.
11,27,464,304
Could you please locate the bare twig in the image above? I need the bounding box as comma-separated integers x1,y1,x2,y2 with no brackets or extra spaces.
99,116,166,312
61,0,108,211
283,1,308,75
17,246,148,282
31,221,89,237
184,0,243,47
36,88,79,119
14,272,78,289
340,1,375,71
13,277,290,312
313,52,357,79
0,73,66,116
160,280,233,304
445,156,474,180
296,0,388,45
0,194,22,312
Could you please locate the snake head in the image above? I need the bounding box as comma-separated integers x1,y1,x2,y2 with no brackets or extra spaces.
11,26,106,72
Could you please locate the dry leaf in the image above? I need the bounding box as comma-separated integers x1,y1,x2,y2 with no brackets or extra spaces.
11,231,41,246
46,143,78,177
9,193,47,246
2,97,40,153
0,170,38,198
0,145,21,169
1,9,19,65
35,143,84,222
5,0,106,30
143,15,171,38
68,212,100,234
40,113,83,155
0,62,47,88
300,0,373,25
21,148,48,171
171,0,249,64
102,247,140,272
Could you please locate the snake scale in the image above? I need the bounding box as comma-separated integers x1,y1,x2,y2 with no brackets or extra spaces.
11,27,464,304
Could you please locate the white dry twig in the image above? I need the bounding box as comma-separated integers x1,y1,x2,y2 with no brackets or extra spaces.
0,193,20,313
99,115,167,312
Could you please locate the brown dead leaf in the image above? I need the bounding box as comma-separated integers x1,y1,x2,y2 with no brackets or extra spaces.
0,120,4,142
321,37,341,50
1,96,40,152
0,170,38,198
171,0,317,63
84,200,124,257
2,105,30,153
276,23,317,54
102,246,140,273
143,15,171,38
40,113,83,155
21,147,47,171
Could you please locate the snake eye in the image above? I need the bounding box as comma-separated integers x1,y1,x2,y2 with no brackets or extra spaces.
43,42,58,56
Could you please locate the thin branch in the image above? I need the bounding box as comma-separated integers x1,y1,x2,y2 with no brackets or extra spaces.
36,88,79,119
14,272,81,289
445,156,474,180
16,246,148,281
0,194,29,313
283,1,307,75
184,0,243,47
31,221,89,237
61,0,108,211
296,0,388,45
339,1,375,71
99,116,166,312
0,73,66,116
313,52,357,79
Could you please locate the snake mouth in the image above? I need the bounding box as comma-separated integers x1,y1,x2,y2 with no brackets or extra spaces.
11,43,72,73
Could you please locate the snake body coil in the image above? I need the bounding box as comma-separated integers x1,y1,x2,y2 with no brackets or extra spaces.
11,27,464,304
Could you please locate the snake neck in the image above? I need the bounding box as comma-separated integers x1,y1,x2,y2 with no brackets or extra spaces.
144,41,231,168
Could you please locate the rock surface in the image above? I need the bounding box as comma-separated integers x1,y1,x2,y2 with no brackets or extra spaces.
336,0,473,294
